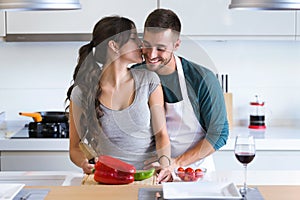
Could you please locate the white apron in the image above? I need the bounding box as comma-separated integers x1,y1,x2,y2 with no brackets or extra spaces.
165,55,215,172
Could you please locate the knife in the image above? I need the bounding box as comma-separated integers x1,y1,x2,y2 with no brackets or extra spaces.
79,142,98,164
225,74,228,93
221,74,224,92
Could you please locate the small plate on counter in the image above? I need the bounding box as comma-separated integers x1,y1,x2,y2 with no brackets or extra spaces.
163,181,242,199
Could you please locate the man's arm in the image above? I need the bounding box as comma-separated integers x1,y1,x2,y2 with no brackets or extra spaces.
182,58,229,150
156,138,214,183
173,138,215,167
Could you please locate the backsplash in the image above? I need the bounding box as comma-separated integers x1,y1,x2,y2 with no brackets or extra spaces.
1,40,300,127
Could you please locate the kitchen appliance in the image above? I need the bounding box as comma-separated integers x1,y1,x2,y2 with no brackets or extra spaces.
249,95,266,129
28,121,69,138
17,111,69,138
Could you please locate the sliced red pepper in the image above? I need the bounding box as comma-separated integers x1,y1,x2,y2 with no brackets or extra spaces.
95,155,136,173
94,169,134,184
93,155,136,185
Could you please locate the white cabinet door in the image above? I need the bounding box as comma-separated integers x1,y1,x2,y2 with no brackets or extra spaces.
6,0,156,34
0,11,5,36
1,151,81,172
160,0,295,39
214,150,300,171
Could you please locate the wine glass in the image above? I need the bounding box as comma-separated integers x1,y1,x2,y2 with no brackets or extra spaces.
234,135,255,195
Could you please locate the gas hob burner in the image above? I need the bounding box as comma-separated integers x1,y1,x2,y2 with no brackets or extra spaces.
28,122,69,138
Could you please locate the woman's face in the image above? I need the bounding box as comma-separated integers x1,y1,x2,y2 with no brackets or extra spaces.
118,29,143,64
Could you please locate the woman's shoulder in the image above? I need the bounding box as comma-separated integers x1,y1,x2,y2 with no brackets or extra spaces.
70,85,83,105
71,85,82,98
130,68,159,80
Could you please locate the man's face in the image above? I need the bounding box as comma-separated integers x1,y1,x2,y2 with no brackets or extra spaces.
142,29,180,73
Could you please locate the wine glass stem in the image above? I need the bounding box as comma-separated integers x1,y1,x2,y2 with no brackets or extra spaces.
243,164,247,192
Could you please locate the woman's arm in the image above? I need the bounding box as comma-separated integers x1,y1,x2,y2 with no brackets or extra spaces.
148,84,172,182
69,101,94,174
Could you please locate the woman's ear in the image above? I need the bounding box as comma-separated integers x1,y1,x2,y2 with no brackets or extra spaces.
108,40,120,54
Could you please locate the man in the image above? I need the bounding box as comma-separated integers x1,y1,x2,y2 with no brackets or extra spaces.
140,8,229,182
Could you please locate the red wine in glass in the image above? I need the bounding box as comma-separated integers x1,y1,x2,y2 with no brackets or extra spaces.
234,135,256,196
235,153,255,164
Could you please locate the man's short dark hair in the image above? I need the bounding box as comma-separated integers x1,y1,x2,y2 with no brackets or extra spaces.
144,8,181,35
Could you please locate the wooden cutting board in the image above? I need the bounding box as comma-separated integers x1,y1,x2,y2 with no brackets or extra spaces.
81,174,157,185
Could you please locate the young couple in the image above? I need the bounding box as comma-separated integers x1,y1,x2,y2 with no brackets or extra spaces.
66,8,229,183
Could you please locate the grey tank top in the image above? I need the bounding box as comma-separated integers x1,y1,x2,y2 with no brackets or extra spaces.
71,68,160,169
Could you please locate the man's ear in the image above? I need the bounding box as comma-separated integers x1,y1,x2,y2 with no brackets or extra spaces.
108,40,120,53
174,39,181,51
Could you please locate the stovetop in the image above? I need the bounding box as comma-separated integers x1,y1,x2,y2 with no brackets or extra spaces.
11,122,69,139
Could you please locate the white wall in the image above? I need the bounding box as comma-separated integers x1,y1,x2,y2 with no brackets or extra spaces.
1,40,300,127
0,42,84,121
179,39,300,127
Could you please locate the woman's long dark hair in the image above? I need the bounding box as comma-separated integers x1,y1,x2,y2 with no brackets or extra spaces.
65,16,135,149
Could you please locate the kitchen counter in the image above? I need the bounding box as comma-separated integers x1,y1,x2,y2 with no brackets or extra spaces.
222,126,300,151
1,170,299,186
0,171,84,186
24,185,298,200
0,170,299,200
0,138,69,151
214,126,300,171
0,120,68,151
0,121,79,171
1,121,300,151
1,121,300,171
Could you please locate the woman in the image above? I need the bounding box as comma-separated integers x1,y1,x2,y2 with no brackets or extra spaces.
65,16,171,176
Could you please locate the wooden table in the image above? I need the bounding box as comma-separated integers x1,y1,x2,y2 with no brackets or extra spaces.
27,185,299,200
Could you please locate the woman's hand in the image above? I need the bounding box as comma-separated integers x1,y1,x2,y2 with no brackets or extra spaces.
156,166,174,183
81,159,95,174
144,156,175,183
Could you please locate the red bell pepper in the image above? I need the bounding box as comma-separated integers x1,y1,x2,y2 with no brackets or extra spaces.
93,155,136,185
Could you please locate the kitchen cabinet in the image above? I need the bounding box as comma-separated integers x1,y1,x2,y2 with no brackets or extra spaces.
296,11,300,40
0,151,81,172
0,11,5,37
0,125,81,171
160,0,296,40
6,0,156,34
214,150,300,171
214,127,300,171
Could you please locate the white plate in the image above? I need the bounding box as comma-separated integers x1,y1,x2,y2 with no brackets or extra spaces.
0,184,25,200
163,181,243,199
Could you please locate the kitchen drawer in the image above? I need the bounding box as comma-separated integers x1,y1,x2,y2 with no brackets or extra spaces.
0,151,81,172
